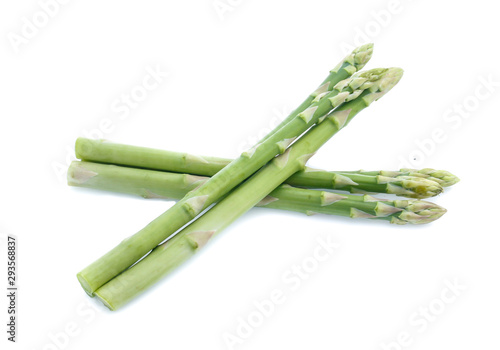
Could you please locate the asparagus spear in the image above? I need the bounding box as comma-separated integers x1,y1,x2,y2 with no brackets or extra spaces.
68,161,206,200
77,67,391,296
262,186,446,225
341,169,460,187
68,160,446,225
93,67,404,310
397,168,460,187
286,171,443,198
260,43,374,141
75,138,450,198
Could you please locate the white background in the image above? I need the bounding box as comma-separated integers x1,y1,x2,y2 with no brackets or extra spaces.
1,0,499,349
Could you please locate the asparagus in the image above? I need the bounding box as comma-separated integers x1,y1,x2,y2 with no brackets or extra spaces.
68,161,207,200
341,169,460,187
286,171,443,198
260,43,374,141
93,67,404,310
260,186,445,225
77,67,391,296
75,138,450,199
68,160,446,225
396,168,459,187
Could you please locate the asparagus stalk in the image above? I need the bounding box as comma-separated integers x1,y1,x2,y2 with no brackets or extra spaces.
260,43,374,141
340,169,460,187
68,160,446,225
262,186,446,225
93,67,404,310
77,67,391,296
286,171,443,198
68,161,207,200
75,138,449,199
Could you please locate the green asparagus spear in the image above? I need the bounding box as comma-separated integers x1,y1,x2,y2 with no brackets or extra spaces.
261,186,446,225
260,43,374,141
77,67,391,296
75,139,450,198
93,68,404,310
68,161,206,200
340,169,460,187
68,160,446,225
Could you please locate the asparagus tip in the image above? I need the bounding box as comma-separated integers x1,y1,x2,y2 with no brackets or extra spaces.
396,200,447,224
373,67,404,95
351,43,374,70
396,176,444,199
331,43,374,74
401,168,460,187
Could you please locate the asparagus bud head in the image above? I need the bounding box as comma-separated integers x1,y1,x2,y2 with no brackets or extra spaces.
401,168,460,187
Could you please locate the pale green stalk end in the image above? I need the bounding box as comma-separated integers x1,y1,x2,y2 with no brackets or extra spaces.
77,274,95,297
